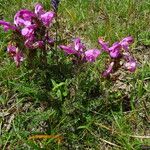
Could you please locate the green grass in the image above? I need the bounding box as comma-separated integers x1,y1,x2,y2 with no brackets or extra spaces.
0,0,150,149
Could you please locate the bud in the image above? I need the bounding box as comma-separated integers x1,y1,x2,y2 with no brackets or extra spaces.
51,0,60,12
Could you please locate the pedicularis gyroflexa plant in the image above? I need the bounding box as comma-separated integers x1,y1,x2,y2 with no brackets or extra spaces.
0,1,137,77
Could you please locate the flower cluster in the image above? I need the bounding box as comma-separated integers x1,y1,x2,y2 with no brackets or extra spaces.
98,37,136,77
0,3,55,66
60,36,136,77
0,2,137,77
60,38,101,62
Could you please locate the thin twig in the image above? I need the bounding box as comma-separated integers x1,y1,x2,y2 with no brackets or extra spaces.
95,122,150,139
87,128,122,148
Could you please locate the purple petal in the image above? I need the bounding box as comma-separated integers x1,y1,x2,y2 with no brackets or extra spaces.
59,45,76,54
84,49,101,62
109,42,121,58
120,36,134,51
102,62,114,77
14,9,35,26
123,52,137,72
7,45,17,56
98,38,109,52
40,11,55,27
0,20,17,31
35,3,45,16
21,24,36,38
74,38,85,52
124,60,136,72
121,36,134,44
15,18,31,27
60,38,85,55
74,38,80,51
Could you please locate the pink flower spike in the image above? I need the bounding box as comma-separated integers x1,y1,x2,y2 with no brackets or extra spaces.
124,60,136,72
35,3,45,16
120,36,134,51
84,49,101,62
40,11,55,27
109,42,121,58
0,20,17,31
102,62,114,77
59,45,76,54
98,38,109,52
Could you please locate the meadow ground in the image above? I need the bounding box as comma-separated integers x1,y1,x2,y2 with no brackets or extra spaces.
0,0,150,149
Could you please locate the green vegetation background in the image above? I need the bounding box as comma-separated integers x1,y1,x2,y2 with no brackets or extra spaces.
0,0,150,149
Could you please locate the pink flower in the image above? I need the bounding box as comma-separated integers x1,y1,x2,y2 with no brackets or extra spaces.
124,60,136,72
60,38,85,55
14,17,31,27
7,45,17,56
120,36,134,51
7,45,24,67
102,62,114,77
74,38,85,52
109,42,121,58
21,24,36,38
84,49,101,62
0,20,17,31
40,11,55,27
34,3,55,27
14,9,35,27
35,3,45,16
98,38,109,52
123,52,137,72
59,45,76,54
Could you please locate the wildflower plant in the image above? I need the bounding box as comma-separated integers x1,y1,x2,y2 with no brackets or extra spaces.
0,1,137,79
0,3,55,67
0,1,144,149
